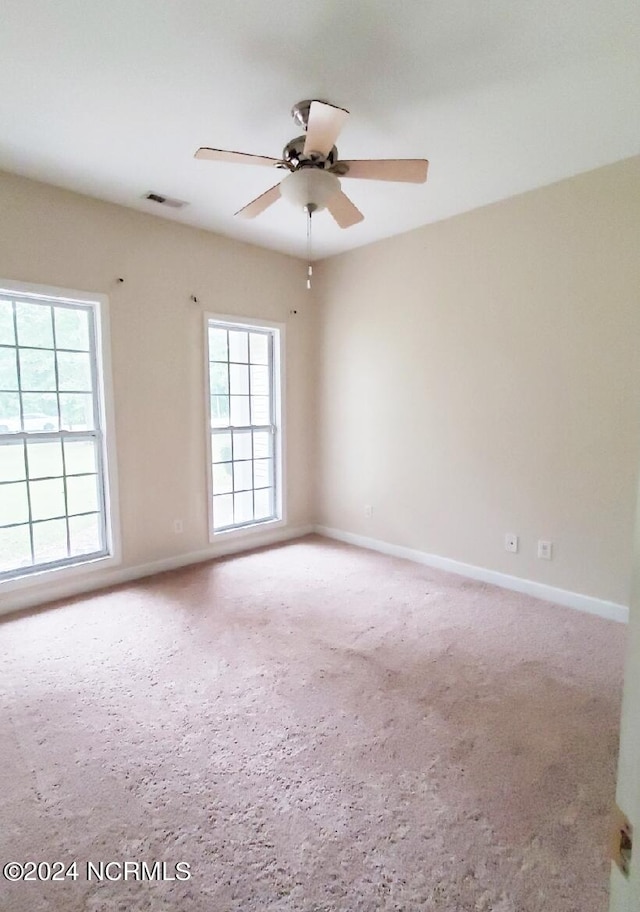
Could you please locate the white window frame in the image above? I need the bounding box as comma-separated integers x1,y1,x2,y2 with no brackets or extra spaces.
0,278,120,592
204,312,285,540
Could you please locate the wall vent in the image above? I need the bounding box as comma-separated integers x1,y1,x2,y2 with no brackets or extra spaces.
142,192,188,209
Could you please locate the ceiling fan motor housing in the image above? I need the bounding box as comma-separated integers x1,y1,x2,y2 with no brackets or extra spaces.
282,136,338,171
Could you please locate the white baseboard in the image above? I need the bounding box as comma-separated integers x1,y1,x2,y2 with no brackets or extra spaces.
4,522,628,625
315,525,629,624
1,524,314,618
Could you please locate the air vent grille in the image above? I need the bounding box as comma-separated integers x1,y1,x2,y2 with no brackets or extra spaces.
143,192,188,209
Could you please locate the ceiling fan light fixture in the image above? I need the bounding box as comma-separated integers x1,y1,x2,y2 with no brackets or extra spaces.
279,168,340,213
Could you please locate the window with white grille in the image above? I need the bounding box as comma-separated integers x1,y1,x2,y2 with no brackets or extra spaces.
0,288,113,580
206,318,282,533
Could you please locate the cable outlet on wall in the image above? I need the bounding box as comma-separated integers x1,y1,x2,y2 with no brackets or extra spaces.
504,533,519,553
538,540,553,560
364,504,373,518
173,519,183,535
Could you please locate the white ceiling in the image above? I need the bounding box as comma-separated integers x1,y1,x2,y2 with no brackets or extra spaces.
1,1,639,260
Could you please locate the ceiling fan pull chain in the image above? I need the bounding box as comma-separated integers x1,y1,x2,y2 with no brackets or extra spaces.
306,206,313,290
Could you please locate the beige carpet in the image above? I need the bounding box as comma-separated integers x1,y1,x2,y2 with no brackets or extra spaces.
0,535,626,911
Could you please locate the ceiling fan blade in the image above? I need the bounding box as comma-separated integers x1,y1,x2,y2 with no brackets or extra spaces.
303,101,349,157
195,147,283,168
234,183,282,219
340,159,429,183
326,190,364,229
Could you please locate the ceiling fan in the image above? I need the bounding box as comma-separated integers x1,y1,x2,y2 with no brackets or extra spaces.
194,100,429,228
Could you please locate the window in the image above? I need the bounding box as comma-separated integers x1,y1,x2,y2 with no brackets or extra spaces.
0,285,115,581
206,316,283,534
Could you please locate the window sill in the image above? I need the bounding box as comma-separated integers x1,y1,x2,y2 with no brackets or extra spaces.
210,516,285,544
0,552,121,594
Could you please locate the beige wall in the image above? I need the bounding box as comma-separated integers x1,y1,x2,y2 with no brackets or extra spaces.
0,170,314,608
314,157,640,605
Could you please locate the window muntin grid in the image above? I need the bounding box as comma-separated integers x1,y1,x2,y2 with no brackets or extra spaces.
208,321,278,532
0,294,108,579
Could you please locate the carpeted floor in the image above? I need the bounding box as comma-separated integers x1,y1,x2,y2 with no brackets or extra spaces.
0,535,626,911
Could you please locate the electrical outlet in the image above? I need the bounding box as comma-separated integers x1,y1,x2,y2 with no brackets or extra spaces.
364,504,373,518
538,540,553,560
173,519,183,535
505,534,519,553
